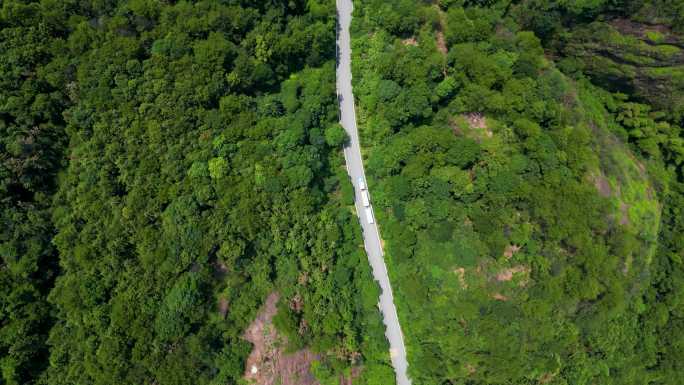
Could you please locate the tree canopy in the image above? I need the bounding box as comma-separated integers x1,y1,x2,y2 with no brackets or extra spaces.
351,0,684,383
1,1,394,384
2,1,684,385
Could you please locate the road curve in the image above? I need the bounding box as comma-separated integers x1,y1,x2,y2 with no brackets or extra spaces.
335,1,412,384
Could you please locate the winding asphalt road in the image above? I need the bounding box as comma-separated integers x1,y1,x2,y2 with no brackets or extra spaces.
336,1,411,384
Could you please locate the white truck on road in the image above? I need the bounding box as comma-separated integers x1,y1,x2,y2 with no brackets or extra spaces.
339,1,411,383
358,177,366,190
361,190,370,207
364,206,375,224
358,177,371,207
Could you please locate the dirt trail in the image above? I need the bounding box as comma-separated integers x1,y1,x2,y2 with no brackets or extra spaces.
433,4,448,55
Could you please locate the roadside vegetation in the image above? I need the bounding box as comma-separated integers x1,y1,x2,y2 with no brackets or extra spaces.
351,0,684,384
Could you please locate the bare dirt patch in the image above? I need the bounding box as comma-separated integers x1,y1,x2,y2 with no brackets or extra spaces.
218,297,229,319
491,292,509,301
465,113,491,136
298,272,309,285
589,172,612,197
402,37,418,46
503,244,521,260
450,113,493,141
453,267,467,289
496,265,530,283
539,372,557,384
289,293,304,313
432,4,448,56
436,31,447,55
244,292,320,385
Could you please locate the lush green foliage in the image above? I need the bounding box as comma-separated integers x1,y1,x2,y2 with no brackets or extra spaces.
0,5,66,383
4,1,684,385
352,1,684,384
1,1,395,384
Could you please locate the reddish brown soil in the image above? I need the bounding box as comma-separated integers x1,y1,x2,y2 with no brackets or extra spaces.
432,4,448,56
491,292,509,301
496,265,530,282
218,297,229,319
465,113,491,137
243,292,320,385
503,244,521,260
436,31,447,55
590,172,612,197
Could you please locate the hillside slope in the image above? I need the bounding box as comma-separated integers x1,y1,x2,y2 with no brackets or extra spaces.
350,0,683,383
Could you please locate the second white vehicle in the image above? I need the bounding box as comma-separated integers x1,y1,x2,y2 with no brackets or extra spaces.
361,189,370,207
364,206,375,224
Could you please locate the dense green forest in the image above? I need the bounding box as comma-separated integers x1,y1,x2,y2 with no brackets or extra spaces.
351,0,684,384
1,1,395,384
3,1,684,385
